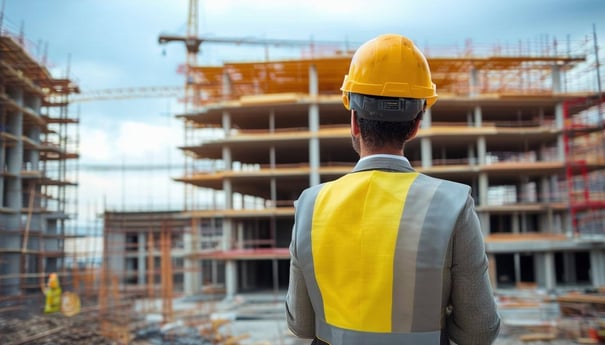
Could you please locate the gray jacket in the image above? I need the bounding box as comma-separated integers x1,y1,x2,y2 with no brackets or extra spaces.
286,156,500,344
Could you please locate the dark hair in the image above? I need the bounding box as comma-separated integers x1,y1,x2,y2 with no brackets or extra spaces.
355,113,420,151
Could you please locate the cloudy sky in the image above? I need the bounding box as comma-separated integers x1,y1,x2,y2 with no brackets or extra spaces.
3,0,604,229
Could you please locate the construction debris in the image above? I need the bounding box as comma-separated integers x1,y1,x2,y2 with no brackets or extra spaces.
0,312,112,345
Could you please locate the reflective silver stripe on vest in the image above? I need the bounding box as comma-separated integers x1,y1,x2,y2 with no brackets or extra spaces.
395,174,469,332
296,172,469,345
295,184,327,322
317,322,441,344
392,174,441,332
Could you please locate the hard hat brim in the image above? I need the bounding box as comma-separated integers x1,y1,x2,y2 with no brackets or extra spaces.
350,93,424,122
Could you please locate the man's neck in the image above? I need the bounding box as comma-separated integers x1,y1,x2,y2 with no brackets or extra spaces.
359,148,404,158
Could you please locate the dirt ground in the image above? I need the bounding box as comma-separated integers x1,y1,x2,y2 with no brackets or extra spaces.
0,294,593,345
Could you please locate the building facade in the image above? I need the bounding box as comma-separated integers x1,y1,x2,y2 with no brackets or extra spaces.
176,43,605,298
105,40,605,299
0,33,79,297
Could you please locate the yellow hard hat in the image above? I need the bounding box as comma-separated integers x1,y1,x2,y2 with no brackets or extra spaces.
341,34,437,114
48,273,59,289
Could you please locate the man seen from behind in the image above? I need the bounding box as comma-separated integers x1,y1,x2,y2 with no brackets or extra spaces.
286,33,501,345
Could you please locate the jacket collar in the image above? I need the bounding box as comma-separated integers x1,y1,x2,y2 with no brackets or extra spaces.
352,155,416,173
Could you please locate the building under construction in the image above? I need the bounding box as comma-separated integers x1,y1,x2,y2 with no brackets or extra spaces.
0,27,80,298
103,36,605,305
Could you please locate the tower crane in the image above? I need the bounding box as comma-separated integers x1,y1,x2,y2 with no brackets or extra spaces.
69,85,184,103
158,1,352,57
158,0,355,110
158,0,201,109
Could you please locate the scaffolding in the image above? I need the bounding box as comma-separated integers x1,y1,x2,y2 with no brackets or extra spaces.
563,97,605,237
0,18,80,307
157,31,605,304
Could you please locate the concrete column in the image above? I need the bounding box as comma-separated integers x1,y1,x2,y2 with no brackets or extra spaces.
309,64,318,96
469,67,480,97
421,138,432,168
212,259,218,285
512,213,520,233
223,217,237,298
222,111,231,138
28,120,40,171
138,232,146,285
554,103,564,130
225,258,237,299
520,213,529,233
420,109,432,168
270,178,277,207
222,155,237,298
308,64,320,186
555,103,566,163
269,147,276,169
308,114,320,186
478,173,489,206
540,177,549,202
241,261,249,290
476,138,488,235
269,141,277,206
5,88,23,234
222,71,232,100
550,175,561,202
422,108,432,129
0,253,20,296
272,259,279,295
29,94,41,170
590,250,605,287
474,106,482,127
545,208,554,234
237,222,244,249
184,232,201,295
269,110,275,132
551,65,562,93
563,252,577,284
536,252,556,290
514,253,522,284
477,137,486,165
535,254,545,287
107,231,126,280
467,145,476,165
545,252,556,290
222,146,232,172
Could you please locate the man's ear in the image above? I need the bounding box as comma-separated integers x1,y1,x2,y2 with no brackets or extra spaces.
407,116,422,141
351,110,360,136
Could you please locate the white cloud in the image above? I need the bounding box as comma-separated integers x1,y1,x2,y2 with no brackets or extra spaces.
80,119,181,164
116,120,181,161
78,168,184,215
80,127,112,162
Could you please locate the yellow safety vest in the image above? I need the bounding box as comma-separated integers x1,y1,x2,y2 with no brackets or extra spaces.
44,286,62,313
292,158,469,344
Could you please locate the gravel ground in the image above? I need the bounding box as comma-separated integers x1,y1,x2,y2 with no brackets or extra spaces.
0,295,596,345
0,313,589,345
0,312,115,345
